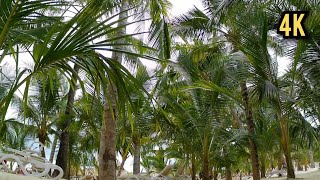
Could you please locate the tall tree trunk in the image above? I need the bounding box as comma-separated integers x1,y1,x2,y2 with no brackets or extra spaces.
98,2,127,179
202,135,210,180
54,64,80,178
98,99,117,179
67,143,72,180
133,135,141,174
49,135,58,163
278,115,295,178
240,82,260,180
191,153,196,180
230,106,242,128
38,130,46,158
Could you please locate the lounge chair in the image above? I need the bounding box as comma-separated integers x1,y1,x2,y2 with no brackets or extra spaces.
0,142,63,179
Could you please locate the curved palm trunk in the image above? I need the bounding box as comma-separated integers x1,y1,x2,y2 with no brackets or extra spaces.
240,82,260,180
133,136,141,174
54,64,80,178
278,116,295,178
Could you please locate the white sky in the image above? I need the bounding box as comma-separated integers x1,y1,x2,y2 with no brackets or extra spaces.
169,0,203,16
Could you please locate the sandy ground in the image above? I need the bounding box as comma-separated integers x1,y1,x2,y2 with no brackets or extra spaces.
295,170,320,179
261,169,320,180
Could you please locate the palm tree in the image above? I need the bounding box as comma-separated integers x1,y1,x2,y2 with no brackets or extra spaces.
151,38,244,179
254,107,280,178
2,1,320,180
171,1,309,179
0,1,161,179
55,64,80,178
171,4,263,179
12,71,65,157
0,118,29,150
97,0,172,178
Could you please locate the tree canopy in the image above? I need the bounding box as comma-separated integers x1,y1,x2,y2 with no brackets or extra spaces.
1,0,320,180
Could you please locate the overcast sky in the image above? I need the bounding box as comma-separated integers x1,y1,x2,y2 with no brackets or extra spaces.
169,0,203,16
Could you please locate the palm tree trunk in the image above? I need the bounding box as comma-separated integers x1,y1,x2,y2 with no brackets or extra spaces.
133,136,141,174
67,143,71,180
260,154,266,178
240,82,260,180
279,115,295,178
117,155,128,176
191,153,196,180
54,64,80,178
49,135,58,163
38,131,46,158
202,135,210,180
230,106,242,128
98,2,127,179
98,99,117,180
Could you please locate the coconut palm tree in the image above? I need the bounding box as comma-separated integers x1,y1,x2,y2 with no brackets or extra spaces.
150,38,247,179
170,1,302,179
0,0,165,179
2,1,320,180
12,70,65,157
55,64,80,178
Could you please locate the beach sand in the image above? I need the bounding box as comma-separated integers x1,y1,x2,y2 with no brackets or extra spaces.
261,169,320,180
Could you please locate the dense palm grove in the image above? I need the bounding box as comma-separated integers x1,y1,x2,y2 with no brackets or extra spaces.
0,0,320,180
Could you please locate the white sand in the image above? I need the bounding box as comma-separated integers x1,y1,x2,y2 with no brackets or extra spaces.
261,168,320,180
